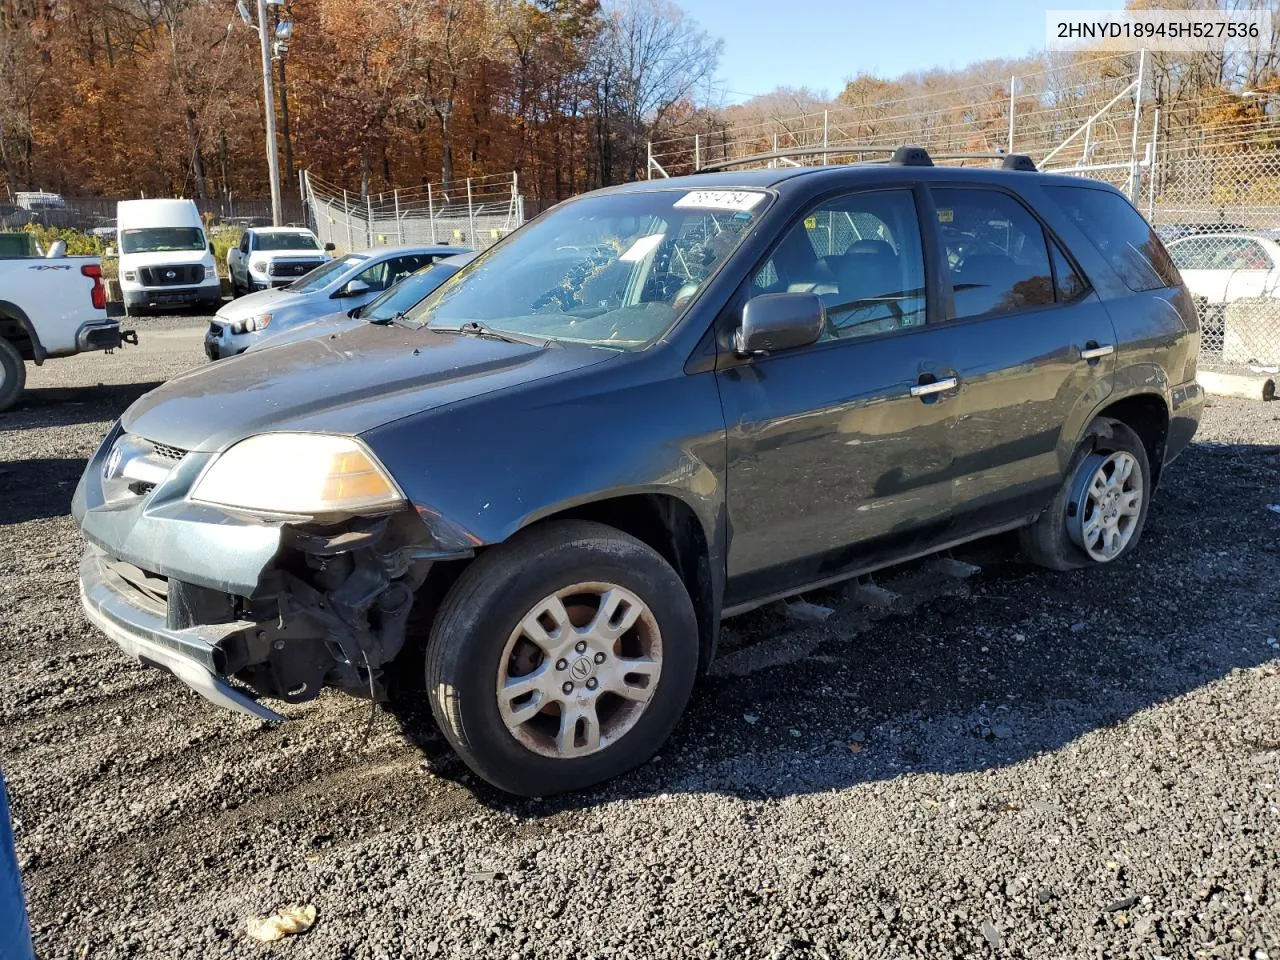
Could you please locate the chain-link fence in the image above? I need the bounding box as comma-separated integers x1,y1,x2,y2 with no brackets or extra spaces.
302,171,524,255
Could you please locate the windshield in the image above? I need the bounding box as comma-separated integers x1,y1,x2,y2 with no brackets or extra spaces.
286,254,366,293
364,261,461,321
120,227,206,254
405,188,767,349
255,231,320,251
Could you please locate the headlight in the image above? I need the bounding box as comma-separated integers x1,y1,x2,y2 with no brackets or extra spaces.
230,314,271,334
251,259,269,275
191,434,404,515
122,270,136,281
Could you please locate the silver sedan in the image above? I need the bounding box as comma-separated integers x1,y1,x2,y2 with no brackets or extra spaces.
204,244,468,359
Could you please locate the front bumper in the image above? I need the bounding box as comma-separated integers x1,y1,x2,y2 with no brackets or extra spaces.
124,282,222,310
79,546,285,721
204,322,256,360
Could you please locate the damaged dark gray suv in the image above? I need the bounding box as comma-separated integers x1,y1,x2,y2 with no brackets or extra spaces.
75,147,1203,795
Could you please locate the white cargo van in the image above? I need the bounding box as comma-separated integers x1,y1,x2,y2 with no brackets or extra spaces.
116,199,222,315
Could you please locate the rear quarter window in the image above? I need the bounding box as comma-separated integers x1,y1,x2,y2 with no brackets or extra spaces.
1045,186,1180,292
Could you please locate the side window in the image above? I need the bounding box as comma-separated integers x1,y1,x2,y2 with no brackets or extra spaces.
750,189,927,341
1051,241,1087,301
355,260,391,291
1045,186,1180,291
1167,236,1221,271
1222,238,1273,270
932,188,1054,320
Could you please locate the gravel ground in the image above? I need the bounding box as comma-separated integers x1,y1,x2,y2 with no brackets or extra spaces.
2,315,1279,959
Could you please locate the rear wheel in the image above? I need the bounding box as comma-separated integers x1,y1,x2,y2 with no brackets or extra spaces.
0,338,26,412
1020,417,1151,570
425,520,698,796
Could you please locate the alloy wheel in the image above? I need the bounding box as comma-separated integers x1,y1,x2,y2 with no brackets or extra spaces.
1068,450,1143,561
495,582,663,759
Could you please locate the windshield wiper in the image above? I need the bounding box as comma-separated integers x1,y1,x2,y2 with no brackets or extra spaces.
436,320,556,347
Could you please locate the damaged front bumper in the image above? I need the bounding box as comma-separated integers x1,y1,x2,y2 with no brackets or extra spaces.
80,545,287,721
73,426,475,719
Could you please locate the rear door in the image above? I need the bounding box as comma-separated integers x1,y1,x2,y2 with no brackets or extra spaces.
926,185,1117,536
716,186,962,607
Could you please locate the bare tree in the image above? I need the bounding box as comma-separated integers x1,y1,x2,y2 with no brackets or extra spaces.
592,0,721,182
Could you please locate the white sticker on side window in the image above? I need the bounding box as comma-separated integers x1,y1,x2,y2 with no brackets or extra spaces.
672,190,764,212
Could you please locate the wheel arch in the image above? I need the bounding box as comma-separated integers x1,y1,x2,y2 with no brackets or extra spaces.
414,491,722,673
1090,390,1170,486
0,300,45,364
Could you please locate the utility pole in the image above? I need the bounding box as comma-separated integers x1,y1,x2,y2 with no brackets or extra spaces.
256,0,283,225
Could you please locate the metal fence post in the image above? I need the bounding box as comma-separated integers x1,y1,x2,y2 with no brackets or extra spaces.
1129,48,1147,202
823,111,829,164
366,193,374,246
467,178,475,245
342,189,352,252
1008,75,1017,152
694,134,700,172
394,190,403,243
1147,106,1160,222
427,183,437,244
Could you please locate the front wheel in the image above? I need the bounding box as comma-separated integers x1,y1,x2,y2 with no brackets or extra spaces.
0,338,26,412
1020,417,1152,570
425,520,699,796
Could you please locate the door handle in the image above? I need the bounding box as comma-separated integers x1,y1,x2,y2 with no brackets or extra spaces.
909,376,958,397
1080,343,1114,361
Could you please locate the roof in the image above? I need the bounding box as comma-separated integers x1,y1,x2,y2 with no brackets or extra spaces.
359,244,472,256
595,162,1123,198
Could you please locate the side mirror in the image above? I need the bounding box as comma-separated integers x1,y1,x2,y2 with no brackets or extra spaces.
324,242,337,253
208,241,216,255
104,245,117,259
340,279,370,297
735,292,825,358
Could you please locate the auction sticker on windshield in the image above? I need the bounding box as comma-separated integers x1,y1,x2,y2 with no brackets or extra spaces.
673,190,765,212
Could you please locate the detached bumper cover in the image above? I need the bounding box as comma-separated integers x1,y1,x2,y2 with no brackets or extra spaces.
79,546,285,722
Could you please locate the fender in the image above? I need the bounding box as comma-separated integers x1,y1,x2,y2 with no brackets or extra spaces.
0,300,46,364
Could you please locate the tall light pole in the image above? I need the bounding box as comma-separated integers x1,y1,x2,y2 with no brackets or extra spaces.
237,0,287,225
257,0,282,225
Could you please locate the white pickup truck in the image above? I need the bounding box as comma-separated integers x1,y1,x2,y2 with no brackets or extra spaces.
0,248,132,411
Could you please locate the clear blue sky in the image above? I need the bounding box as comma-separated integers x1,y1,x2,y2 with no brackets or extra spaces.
682,0,1125,102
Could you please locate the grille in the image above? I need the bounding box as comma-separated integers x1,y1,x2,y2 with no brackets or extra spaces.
140,264,205,286
269,259,324,277
150,441,188,461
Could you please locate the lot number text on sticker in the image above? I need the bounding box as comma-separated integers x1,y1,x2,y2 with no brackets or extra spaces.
673,190,765,212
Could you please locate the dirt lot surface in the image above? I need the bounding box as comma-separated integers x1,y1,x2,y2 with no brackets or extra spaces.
2,315,1279,959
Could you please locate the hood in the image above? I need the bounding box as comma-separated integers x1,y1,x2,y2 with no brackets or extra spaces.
215,286,309,321
121,249,212,269
245,311,361,352
121,322,615,453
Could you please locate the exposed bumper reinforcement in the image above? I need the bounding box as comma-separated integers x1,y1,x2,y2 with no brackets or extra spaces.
79,549,286,722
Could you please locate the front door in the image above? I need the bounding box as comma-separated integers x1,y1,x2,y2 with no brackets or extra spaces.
716,187,960,608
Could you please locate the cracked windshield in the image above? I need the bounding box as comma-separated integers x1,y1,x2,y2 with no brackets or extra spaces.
406,189,767,348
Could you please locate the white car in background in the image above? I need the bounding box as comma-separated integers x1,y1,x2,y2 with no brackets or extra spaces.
1166,231,1280,306
226,227,334,296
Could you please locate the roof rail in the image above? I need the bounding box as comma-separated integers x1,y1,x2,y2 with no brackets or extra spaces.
696,145,901,173
929,152,1038,171
696,145,1039,174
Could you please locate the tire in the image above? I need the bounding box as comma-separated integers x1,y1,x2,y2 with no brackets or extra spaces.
426,519,699,796
1019,417,1152,570
0,338,26,412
